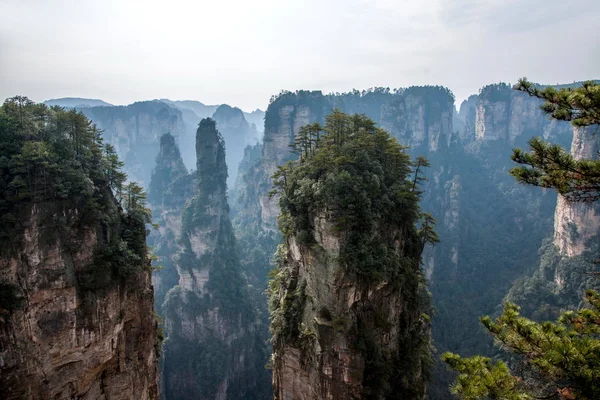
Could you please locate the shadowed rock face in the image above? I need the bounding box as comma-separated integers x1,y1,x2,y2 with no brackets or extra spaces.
271,220,428,400
212,104,260,188
0,200,159,400
147,133,194,312
159,119,270,400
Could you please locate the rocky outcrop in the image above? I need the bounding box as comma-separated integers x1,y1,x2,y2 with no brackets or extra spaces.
553,126,600,256
231,84,580,399
212,104,260,187
147,133,195,311
271,229,428,400
0,99,159,400
379,86,454,151
0,202,158,400
268,116,430,399
81,101,187,186
473,83,573,146
455,95,477,141
242,88,455,234
160,119,270,400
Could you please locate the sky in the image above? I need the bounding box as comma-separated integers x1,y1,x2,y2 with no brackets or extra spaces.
1,0,599,112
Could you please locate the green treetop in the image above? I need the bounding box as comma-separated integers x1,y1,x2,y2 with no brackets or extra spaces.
271,109,434,281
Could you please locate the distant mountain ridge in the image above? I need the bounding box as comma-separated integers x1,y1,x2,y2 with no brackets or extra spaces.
44,97,113,107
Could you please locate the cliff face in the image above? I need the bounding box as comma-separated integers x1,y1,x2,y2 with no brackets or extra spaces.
147,134,195,311
245,88,455,235
455,95,477,141
553,126,600,257
268,113,430,399
0,98,158,400
0,202,158,400
473,83,572,146
505,123,600,321
231,85,577,399
212,104,260,188
81,101,187,186
271,227,428,400
379,87,454,152
160,119,270,400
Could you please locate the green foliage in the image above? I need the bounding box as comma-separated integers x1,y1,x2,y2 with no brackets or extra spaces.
445,80,600,400
506,239,599,321
478,83,512,102
268,258,308,346
444,290,600,400
268,110,434,399
0,96,152,288
271,110,426,281
511,79,600,202
442,353,528,400
515,79,600,127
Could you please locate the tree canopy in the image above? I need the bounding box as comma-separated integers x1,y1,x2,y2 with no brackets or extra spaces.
271,109,434,281
0,96,152,290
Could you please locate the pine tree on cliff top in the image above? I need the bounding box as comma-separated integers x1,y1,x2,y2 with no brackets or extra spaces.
510,79,600,202
443,80,600,400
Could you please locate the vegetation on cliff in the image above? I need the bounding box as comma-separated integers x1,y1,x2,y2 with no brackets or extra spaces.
269,110,435,399
160,118,271,400
271,110,435,281
0,96,153,300
511,79,600,202
444,80,600,400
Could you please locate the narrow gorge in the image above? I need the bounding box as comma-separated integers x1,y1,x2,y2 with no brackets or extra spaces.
151,119,270,399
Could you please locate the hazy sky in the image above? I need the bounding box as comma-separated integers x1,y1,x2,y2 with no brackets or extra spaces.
1,0,599,112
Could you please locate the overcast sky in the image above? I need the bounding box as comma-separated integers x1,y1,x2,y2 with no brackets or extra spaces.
1,0,599,112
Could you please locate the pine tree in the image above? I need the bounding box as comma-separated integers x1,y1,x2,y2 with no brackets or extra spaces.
510,79,600,202
443,79,600,400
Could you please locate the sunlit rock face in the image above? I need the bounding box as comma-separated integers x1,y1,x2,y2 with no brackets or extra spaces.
472,83,572,144
553,126,600,257
0,202,158,400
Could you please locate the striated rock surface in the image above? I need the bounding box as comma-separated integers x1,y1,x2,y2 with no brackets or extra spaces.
473,83,573,146
0,202,158,400
160,119,270,400
271,231,428,400
267,115,430,399
0,98,158,400
553,126,600,256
